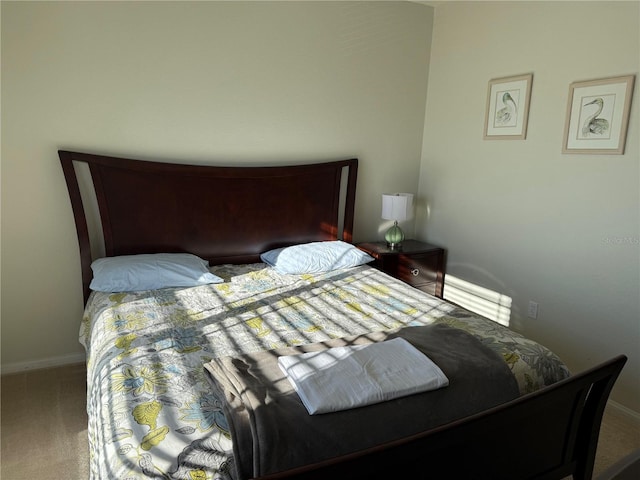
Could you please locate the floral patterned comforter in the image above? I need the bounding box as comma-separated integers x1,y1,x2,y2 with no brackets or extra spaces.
81,263,570,480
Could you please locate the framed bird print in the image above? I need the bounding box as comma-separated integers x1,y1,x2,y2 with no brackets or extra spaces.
484,73,533,140
562,75,635,154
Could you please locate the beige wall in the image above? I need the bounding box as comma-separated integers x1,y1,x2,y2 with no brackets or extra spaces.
1,1,432,368
419,1,639,412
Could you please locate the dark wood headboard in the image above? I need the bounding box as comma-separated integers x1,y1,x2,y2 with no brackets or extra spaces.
59,150,358,302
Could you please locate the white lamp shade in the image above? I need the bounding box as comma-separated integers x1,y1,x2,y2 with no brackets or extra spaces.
381,193,414,221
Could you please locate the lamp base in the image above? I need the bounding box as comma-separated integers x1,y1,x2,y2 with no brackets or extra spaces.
384,222,405,250
386,241,403,250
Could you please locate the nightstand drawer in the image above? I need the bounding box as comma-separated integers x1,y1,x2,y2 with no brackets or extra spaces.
356,240,446,298
397,253,439,287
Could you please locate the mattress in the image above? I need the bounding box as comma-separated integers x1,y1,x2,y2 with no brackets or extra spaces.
81,263,570,479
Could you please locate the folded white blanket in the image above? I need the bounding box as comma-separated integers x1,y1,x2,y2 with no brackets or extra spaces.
278,337,449,415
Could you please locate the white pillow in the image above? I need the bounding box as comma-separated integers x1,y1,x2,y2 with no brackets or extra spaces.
89,253,224,292
260,241,374,275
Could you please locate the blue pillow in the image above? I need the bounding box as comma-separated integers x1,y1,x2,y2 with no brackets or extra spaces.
260,241,374,275
89,253,224,292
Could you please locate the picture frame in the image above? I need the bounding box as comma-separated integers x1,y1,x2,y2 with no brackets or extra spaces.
484,73,533,140
562,75,635,154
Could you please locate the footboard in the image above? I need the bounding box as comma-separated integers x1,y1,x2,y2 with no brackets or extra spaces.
256,355,627,480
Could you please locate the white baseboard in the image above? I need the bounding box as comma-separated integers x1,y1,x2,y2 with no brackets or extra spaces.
1,352,86,375
606,399,640,424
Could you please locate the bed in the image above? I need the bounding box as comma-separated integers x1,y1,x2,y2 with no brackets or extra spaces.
59,150,623,480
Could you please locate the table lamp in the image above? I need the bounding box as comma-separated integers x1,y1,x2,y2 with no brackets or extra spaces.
381,193,413,250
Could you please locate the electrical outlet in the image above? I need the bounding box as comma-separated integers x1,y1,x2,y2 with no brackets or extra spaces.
527,301,539,319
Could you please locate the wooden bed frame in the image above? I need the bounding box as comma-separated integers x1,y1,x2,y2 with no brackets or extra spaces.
59,150,357,303
59,150,626,480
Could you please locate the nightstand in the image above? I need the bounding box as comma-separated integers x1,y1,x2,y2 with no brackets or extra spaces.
357,240,446,298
